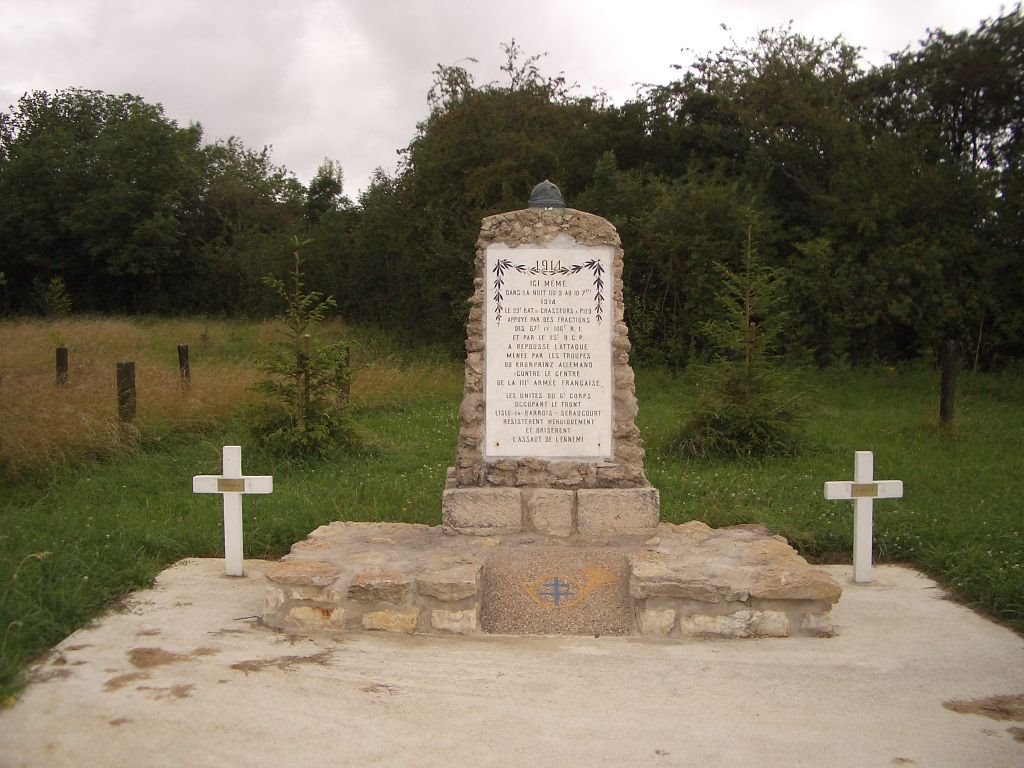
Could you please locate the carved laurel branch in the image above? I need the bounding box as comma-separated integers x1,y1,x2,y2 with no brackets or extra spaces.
491,259,604,324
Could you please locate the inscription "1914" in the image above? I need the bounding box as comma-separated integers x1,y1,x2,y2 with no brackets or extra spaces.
532,258,564,273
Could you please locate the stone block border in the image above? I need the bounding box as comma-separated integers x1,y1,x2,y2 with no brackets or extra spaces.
441,480,659,536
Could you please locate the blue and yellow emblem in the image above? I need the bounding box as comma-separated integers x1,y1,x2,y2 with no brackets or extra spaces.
523,567,618,609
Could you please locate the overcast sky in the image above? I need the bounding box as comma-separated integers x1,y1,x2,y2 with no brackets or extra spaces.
0,0,1013,197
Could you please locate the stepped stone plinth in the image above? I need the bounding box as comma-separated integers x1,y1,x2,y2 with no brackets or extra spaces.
262,521,840,639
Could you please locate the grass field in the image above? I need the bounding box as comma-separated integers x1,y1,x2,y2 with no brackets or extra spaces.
1,317,1021,703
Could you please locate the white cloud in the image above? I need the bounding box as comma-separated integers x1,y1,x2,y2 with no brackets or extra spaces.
0,0,1012,196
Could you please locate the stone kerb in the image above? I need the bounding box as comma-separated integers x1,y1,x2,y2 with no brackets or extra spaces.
444,207,659,536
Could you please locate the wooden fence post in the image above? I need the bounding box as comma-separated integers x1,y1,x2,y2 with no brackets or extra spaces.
940,340,959,427
117,361,136,422
177,344,191,388
56,346,68,386
338,344,351,407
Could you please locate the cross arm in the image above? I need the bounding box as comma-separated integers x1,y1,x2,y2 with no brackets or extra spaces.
823,480,904,501
192,475,274,494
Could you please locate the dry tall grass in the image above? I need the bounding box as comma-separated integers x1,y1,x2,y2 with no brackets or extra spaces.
0,318,261,473
351,358,461,408
0,317,461,474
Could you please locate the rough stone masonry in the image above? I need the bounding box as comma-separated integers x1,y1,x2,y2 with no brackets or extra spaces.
443,204,660,537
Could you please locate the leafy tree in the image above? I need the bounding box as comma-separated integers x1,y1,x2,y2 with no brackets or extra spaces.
0,17,1019,369
327,169,404,326
579,28,875,364
195,137,305,314
629,17,1022,366
0,89,206,312
838,7,1024,365
882,6,1024,174
642,25,865,213
304,158,349,227
252,238,353,457
578,151,780,366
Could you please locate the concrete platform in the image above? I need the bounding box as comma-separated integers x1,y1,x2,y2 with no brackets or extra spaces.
261,521,841,638
1,559,1021,767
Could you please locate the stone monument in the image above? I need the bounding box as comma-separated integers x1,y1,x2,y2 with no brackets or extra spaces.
443,180,660,538
262,182,842,639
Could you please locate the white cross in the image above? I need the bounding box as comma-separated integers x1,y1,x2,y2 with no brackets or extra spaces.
192,446,273,576
824,450,903,584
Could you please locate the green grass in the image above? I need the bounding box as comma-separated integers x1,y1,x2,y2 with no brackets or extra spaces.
2,362,1022,703
640,365,1023,629
0,391,461,703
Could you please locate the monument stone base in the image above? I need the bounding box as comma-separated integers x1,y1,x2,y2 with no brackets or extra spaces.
262,520,841,639
441,469,660,537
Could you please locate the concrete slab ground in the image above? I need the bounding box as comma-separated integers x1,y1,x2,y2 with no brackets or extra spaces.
1,559,1021,768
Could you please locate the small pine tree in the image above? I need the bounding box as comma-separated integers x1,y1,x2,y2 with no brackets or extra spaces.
37,276,72,317
252,237,353,457
670,213,805,459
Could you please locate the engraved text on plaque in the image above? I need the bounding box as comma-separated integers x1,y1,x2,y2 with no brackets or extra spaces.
484,245,613,459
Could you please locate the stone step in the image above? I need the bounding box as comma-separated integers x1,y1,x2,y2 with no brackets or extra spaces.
262,521,842,639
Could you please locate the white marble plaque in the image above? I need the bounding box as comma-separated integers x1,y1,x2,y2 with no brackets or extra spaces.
484,244,613,459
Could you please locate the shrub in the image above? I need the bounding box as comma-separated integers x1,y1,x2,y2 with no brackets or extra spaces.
670,363,805,458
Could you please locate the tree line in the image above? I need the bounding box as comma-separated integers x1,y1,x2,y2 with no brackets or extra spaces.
1,7,1021,367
